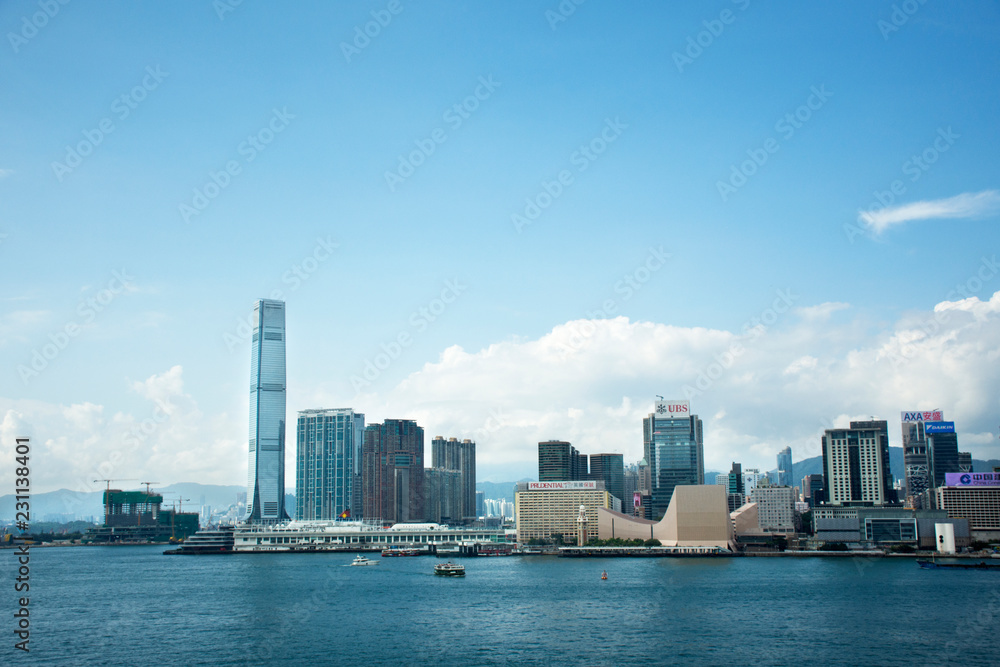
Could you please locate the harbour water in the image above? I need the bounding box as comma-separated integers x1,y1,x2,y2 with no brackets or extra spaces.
7,546,997,666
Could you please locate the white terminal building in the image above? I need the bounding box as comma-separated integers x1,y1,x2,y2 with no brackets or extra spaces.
231,521,509,551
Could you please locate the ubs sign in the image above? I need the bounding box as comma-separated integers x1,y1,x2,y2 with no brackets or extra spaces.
656,400,690,418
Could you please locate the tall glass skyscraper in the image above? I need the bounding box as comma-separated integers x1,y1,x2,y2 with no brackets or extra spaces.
245,299,290,524
776,447,792,487
295,408,365,521
643,399,704,520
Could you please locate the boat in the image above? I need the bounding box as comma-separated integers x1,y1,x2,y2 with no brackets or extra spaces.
349,555,379,566
382,548,421,557
433,562,465,576
163,526,235,555
917,559,1000,570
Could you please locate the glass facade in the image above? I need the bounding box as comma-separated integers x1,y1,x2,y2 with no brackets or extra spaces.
643,411,704,520
776,447,792,487
246,299,289,523
295,409,365,521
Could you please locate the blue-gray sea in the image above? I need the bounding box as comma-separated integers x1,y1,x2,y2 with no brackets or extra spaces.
4,546,997,666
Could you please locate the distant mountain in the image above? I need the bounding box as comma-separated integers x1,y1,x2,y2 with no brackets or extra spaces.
476,479,530,504
0,483,249,522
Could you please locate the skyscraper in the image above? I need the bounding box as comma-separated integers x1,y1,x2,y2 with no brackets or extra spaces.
643,399,704,520
588,453,625,503
776,447,792,487
821,420,894,506
362,419,425,523
431,436,477,523
538,440,583,481
295,408,365,521
926,421,959,488
245,298,289,524
901,410,939,505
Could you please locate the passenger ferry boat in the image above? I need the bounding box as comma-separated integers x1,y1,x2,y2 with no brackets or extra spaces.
163,526,235,555
433,562,465,576
382,547,422,557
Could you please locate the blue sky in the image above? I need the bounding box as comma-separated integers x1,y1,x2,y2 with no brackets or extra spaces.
3,1,999,493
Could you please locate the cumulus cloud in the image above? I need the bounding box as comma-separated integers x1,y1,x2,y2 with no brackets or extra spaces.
334,290,1000,480
0,366,244,496
859,189,1000,234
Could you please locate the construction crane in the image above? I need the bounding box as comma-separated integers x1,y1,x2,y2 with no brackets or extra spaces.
93,478,137,492
141,482,159,495
163,497,191,540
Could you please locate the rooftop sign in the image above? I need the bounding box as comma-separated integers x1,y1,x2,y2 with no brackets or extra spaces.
945,473,1000,488
655,400,690,418
527,481,598,491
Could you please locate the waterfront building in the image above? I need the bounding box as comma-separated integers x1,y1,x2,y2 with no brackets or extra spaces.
84,489,199,543
820,420,894,506
596,485,735,551
295,408,365,521
431,436,477,523
514,481,613,543
362,419,425,523
246,298,290,524
643,399,704,520
588,453,625,503
749,483,796,533
476,490,485,519
233,520,508,551
776,447,792,487
934,473,1000,540
811,505,970,549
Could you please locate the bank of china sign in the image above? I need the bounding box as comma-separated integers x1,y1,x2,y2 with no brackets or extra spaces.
945,473,1000,488
655,400,690,418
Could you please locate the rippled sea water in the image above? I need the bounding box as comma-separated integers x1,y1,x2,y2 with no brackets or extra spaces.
5,546,996,666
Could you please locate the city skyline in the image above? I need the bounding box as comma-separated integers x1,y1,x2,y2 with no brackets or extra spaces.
3,3,1000,495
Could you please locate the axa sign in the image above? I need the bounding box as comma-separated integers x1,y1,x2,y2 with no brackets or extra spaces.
656,400,690,418
900,410,943,423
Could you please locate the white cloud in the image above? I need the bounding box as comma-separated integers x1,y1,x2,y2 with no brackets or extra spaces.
795,302,849,321
859,189,1000,234
0,169,12,179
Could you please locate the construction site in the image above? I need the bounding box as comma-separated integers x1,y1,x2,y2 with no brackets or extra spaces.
83,481,199,544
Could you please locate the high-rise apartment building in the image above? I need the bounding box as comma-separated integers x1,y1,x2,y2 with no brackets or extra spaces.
776,447,792,487
821,420,894,506
643,399,704,520
431,436,477,523
424,467,462,523
245,299,290,524
588,453,625,503
295,408,365,521
362,419,425,523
